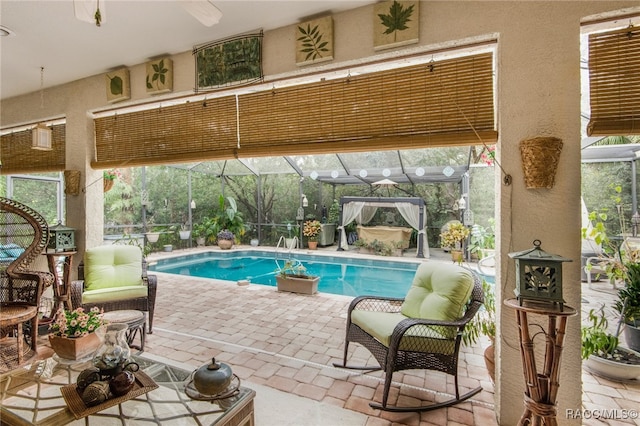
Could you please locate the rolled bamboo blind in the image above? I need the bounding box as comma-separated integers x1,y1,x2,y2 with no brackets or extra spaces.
0,124,66,174
93,52,496,168
587,26,640,136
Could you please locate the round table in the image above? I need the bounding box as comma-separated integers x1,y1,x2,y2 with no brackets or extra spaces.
101,310,146,351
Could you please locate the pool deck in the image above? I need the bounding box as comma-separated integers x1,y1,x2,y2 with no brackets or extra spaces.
36,244,640,425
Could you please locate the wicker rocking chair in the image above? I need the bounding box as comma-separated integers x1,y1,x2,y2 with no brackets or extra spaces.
333,262,484,412
1,197,54,371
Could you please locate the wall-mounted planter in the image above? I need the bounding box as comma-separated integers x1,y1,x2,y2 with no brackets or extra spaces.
179,230,191,240
146,232,160,243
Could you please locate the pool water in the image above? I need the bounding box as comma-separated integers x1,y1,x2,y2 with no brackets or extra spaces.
149,250,421,298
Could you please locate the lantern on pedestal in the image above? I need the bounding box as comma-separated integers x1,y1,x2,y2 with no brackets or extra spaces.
508,239,571,309
47,222,76,252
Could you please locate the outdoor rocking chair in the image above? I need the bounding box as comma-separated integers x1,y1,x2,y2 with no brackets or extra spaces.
333,261,484,412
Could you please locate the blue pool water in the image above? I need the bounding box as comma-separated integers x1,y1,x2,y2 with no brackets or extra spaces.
149,250,421,298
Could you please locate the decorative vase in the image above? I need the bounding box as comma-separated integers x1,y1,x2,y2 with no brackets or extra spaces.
93,323,131,377
218,240,233,250
276,275,320,295
624,322,640,352
308,240,318,250
103,178,114,192
49,332,101,361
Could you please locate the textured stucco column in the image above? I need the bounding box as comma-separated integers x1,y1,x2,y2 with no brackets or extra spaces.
494,4,583,424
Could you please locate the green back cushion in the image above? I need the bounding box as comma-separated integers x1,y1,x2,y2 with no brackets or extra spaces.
84,245,143,291
400,262,474,321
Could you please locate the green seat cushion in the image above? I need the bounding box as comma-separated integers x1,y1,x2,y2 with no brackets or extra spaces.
401,262,473,322
84,245,143,291
351,310,455,354
82,286,148,304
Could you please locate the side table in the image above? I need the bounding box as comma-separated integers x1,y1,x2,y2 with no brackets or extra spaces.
102,310,146,351
504,298,577,426
42,251,77,324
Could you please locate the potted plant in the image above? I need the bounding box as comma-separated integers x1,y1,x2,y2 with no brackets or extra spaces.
303,219,321,250
463,279,496,382
582,305,640,381
179,223,191,240
48,307,106,361
212,195,248,243
192,222,207,246
216,229,235,250
440,221,470,262
275,259,319,295
614,262,640,352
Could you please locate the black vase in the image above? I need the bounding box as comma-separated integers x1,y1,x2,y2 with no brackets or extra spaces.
624,322,640,352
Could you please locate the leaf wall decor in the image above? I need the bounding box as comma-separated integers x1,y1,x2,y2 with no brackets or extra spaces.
373,0,419,51
296,16,333,66
105,68,130,103
146,58,173,95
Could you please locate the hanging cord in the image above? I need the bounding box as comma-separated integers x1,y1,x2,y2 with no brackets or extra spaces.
40,67,45,108
429,60,512,186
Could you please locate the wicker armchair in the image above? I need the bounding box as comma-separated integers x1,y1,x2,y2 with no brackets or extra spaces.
1,197,54,371
70,245,157,333
333,262,484,412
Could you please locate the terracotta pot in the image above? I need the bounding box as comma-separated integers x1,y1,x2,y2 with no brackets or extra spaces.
103,178,114,192
308,241,318,250
218,239,233,250
49,332,101,360
451,250,463,263
484,344,495,383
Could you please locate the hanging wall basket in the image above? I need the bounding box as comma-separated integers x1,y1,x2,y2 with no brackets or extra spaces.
103,178,115,192
519,137,563,189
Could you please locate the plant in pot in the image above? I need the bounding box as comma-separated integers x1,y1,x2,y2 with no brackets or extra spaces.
462,278,496,382
192,222,208,246
303,219,321,250
212,195,248,243
216,229,235,250
275,259,319,295
582,304,640,381
440,221,470,263
48,307,106,361
614,261,640,352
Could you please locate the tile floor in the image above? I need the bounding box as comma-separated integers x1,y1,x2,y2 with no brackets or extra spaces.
34,246,640,425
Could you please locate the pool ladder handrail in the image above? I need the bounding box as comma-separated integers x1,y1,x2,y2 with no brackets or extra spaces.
476,252,496,278
275,235,299,272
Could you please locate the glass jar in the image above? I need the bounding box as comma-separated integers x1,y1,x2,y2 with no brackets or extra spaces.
92,323,131,377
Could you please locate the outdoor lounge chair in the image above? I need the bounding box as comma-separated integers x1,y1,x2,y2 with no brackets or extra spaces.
1,197,54,371
333,261,484,412
70,245,157,333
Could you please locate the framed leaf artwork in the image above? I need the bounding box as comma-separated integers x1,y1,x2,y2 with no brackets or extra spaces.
374,0,419,51
146,58,173,95
105,68,130,103
194,32,263,92
296,16,333,66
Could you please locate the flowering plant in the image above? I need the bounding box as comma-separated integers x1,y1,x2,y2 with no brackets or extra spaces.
103,169,121,181
303,220,321,241
49,307,105,338
440,222,470,249
217,229,235,241
480,145,496,166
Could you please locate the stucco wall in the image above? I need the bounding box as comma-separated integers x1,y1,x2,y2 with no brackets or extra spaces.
2,2,640,424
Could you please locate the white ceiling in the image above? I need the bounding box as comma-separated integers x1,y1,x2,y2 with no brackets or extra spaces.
0,0,375,101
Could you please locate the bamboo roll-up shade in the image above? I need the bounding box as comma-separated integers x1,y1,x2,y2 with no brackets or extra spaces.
93,52,495,167
0,125,65,174
587,26,640,136
238,52,495,156
94,96,239,168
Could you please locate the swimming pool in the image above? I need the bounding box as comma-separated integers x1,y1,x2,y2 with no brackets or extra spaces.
149,250,421,298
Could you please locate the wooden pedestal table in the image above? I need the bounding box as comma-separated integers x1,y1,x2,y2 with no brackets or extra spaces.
504,298,577,426
43,251,76,324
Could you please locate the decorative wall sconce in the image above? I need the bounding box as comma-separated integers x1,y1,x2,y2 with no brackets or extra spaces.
519,137,563,189
32,123,52,150
64,170,81,196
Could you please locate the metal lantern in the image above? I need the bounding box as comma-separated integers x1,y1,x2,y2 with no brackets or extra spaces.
47,222,76,252
508,239,571,308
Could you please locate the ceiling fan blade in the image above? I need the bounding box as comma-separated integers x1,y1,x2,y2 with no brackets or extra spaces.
74,0,106,25
181,0,222,27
